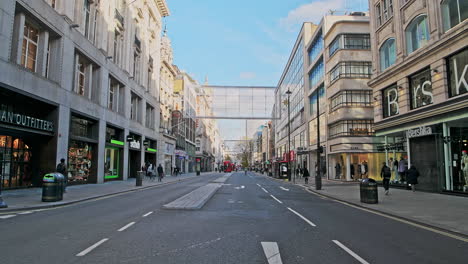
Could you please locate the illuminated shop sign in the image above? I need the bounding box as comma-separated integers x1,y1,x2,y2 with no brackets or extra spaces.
0,109,54,132
382,84,399,118
406,126,433,138
409,68,433,109
129,140,141,149
448,48,468,97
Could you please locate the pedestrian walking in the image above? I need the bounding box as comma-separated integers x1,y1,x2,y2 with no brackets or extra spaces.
56,158,68,192
303,167,310,184
380,162,391,195
406,165,420,192
157,164,164,182
147,163,155,181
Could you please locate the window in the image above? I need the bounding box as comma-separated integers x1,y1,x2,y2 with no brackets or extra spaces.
91,9,99,44
376,3,382,26
329,36,340,56
376,0,393,26
309,59,324,88
447,48,468,98
382,84,399,118
380,38,396,71
147,57,154,92
409,68,433,109
196,140,201,152
130,93,141,122
308,32,323,64
83,0,91,38
329,120,374,138
74,52,99,100
146,104,155,129
309,84,325,117
108,76,124,113
113,30,123,65
329,90,372,112
329,34,370,56
133,32,142,84
442,0,468,32
76,61,85,96
329,62,372,82
406,15,429,54
21,22,39,72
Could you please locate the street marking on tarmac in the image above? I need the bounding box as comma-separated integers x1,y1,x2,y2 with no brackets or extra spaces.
256,184,261,187
332,240,369,264
0,214,16,219
270,195,283,204
280,187,289,191
142,211,153,217
118,222,136,232
17,211,34,214
287,207,316,227
76,238,109,257
261,188,269,193
261,242,283,264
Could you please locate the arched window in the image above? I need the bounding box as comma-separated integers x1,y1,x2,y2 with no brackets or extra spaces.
379,38,396,71
441,0,468,32
405,15,429,54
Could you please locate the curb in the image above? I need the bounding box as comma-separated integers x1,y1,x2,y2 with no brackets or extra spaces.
304,186,468,240
0,175,203,214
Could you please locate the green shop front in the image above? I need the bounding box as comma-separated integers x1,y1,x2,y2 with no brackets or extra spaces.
104,125,124,181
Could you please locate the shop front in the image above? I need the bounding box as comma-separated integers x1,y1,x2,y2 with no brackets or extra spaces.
144,138,157,166
104,125,124,181
164,142,174,175
127,133,142,178
68,114,98,184
175,149,187,173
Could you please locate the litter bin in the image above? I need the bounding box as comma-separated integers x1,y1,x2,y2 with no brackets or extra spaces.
42,173,64,202
136,171,144,186
360,178,378,204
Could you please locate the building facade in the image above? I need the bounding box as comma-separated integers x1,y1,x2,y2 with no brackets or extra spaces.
0,0,168,189
368,0,468,194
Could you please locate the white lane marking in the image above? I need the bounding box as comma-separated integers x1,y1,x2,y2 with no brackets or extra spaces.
142,211,153,217
287,207,316,227
0,215,16,219
280,187,289,191
261,187,269,193
256,184,261,187
332,240,369,264
117,222,136,232
270,195,283,204
261,242,283,264
17,211,34,215
76,238,109,257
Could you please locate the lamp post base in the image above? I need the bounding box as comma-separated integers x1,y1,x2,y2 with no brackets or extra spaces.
315,176,322,190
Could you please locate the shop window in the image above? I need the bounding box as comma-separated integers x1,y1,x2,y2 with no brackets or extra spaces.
406,15,429,54
328,120,375,138
382,84,399,118
380,38,396,71
409,68,433,109
68,141,93,184
441,0,468,32
70,115,96,138
21,22,39,72
105,147,120,180
329,90,372,112
447,48,468,98
0,136,33,189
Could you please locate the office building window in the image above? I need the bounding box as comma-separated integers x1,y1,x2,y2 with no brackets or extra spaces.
330,62,372,83
309,84,325,117
329,90,372,112
74,52,99,100
83,0,91,38
380,38,396,71
406,15,429,54
376,3,382,26
329,34,370,56
108,76,124,113
130,92,141,122
147,57,153,92
329,120,374,138
146,104,155,129
308,32,323,64
441,0,468,32
21,22,39,72
113,30,123,65
309,59,324,88
376,0,393,26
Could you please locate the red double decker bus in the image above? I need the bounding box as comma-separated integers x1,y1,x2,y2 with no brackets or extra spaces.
223,161,235,172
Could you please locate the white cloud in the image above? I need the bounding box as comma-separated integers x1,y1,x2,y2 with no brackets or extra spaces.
280,0,345,30
239,72,257,80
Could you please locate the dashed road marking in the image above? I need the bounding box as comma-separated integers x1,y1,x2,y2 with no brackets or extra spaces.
280,187,289,191
142,211,153,217
17,211,34,215
261,242,283,264
261,188,269,194
332,240,369,264
287,207,316,227
118,222,135,232
76,238,109,257
270,195,283,204
256,184,262,187
0,214,16,219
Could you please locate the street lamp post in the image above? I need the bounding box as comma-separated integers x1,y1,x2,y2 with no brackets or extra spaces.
286,90,293,183
316,90,322,190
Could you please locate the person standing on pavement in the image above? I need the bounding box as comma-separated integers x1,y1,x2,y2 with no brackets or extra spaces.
380,162,391,195
56,158,67,192
157,164,164,182
406,165,420,192
303,167,310,184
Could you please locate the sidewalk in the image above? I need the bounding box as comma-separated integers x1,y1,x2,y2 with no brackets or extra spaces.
270,174,468,237
0,172,209,213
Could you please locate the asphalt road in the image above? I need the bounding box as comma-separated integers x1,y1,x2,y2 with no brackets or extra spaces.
1,172,467,264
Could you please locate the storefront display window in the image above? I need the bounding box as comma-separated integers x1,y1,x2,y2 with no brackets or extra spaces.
447,48,468,98
447,126,468,193
0,136,32,189
382,84,399,118
409,68,433,109
68,140,93,184
105,147,120,180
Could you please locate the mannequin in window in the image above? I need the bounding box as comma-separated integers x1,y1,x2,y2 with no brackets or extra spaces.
462,150,468,192
398,156,408,183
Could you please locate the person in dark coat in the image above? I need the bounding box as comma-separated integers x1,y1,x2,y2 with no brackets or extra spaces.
56,158,68,192
157,164,164,182
380,162,391,195
303,167,310,184
406,165,420,192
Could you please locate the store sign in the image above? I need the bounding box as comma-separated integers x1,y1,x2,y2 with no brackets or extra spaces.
448,49,468,97
129,140,141,149
0,109,54,132
406,126,432,138
382,85,399,118
410,69,433,109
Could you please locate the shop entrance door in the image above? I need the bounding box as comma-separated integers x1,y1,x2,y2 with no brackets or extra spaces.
410,135,439,192
129,150,140,178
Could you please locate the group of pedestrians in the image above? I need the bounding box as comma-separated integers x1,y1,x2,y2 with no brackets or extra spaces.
143,162,165,182
381,162,420,195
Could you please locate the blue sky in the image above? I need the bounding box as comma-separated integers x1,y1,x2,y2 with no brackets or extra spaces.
165,0,369,140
